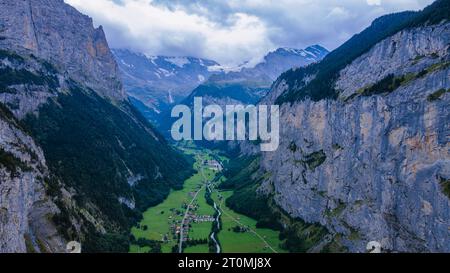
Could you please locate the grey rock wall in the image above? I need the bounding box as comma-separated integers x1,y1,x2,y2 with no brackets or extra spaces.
0,0,124,101
0,113,65,253
255,23,450,252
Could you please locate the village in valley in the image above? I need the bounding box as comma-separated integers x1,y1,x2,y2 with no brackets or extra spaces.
130,147,283,253
167,198,216,243
203,159,223,172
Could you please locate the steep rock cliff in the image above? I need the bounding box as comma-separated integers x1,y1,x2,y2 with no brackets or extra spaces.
247,21,450,252
0,105,65,252
0,0,192,252
0,0,124,101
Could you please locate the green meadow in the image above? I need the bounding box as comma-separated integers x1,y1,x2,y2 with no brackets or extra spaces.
129,146,285,253
130,148,218,253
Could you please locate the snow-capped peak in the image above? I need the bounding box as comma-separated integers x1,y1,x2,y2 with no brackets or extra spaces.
164,57,191,68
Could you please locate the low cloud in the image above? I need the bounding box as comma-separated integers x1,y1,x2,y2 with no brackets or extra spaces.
66,0,433,66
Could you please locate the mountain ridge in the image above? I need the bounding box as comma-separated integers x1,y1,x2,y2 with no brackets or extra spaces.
115,45,328,128
183,44,329,108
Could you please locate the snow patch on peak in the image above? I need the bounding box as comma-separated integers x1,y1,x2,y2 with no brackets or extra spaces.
198,74,205,82
275,45,329,59
207,64,241,73
279,47,301,54
143,54,158,65
165,57,191,68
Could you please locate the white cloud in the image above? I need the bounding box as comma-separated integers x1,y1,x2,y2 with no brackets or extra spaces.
66,0,273,66
367,0,382,6
327,7,352,19
65,0,434,66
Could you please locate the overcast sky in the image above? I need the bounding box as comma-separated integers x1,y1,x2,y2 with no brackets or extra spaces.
65,0,434,66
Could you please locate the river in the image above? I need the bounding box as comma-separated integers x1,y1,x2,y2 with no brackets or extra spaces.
208,183,221,253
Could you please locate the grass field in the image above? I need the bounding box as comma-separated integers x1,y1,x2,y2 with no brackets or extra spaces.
184,244,210,253
211,190,286,253
129,146,286,253
130,148,218,253
129,245,150,253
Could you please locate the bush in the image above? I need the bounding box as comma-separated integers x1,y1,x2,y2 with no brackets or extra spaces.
0,148,31,176
427,88,449,101
440,176,450,199
0,67,58,88
303,150,327,171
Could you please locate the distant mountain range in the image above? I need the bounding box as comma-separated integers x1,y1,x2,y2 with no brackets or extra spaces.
114,45,329,126
206,45,329,87
112,49,221,113
185,45,329,107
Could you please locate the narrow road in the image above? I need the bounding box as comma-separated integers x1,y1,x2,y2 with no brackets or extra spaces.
178,175,206,253
178,156,212,253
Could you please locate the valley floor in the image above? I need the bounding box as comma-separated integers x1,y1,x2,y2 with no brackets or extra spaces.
129,145,285,253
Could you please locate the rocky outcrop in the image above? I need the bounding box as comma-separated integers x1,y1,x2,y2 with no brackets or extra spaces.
0,50,60,119
0,0,124,101
335,23,450,100
252,23,450,252
0,0,125,252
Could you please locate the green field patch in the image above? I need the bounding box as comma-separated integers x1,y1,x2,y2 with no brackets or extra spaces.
129,244,150,253
183,244,209,253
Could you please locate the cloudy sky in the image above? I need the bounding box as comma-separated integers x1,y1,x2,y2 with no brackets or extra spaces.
65,0,434,66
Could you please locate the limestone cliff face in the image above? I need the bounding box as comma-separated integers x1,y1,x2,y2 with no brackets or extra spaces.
0,0,125,252
0,0,193,253
0,0,124,101
254,23,450,252
0,109,65,253
0,0,122,252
